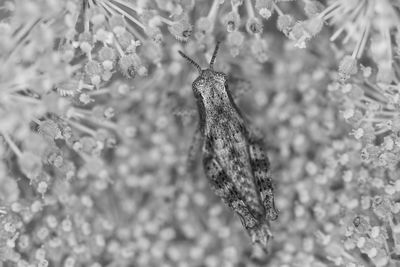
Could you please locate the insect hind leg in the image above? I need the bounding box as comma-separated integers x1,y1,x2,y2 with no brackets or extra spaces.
248,138,279,221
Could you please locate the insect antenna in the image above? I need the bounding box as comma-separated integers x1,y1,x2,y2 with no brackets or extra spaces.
209,41,220,70
178,51,202,74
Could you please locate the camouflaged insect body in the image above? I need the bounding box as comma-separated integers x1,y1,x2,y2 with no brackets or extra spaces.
179,43,278,250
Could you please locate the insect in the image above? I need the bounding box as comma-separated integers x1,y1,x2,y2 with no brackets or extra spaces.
179,42,279,251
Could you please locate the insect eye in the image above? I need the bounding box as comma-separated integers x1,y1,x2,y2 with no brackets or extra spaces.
214,72,225,80
197,78,205,86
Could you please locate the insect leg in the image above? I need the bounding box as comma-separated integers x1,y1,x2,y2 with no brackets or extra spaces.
248,137,279,221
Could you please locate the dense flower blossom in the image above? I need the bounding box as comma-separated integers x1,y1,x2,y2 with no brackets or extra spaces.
1,0,400,266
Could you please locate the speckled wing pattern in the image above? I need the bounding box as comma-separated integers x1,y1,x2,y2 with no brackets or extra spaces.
205,119,264,219
203,150,258,229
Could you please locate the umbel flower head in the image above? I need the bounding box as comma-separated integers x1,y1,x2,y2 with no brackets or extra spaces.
2,0,400,266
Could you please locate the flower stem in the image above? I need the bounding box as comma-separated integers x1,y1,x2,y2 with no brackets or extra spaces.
1,132,22,158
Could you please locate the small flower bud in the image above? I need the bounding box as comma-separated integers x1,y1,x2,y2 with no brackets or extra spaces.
104,107,115,119
85,60,103,76
46,215,58,228
119,53,142,78
60,161,76,181
246,17,263,34
38,259,49,267
18,152,42,180
78,32,93,53
80,136,98,154
227,31,244,57
304,0,325,17
141,40,162,63
37,181,48,195
93,26,111,43
44,147,63,168
289,22,311,48
251,38,269,63
371,249,389,266
227,31,244,47
108,15,126,33
98,47,116,62
80,42,92,54
372,196,392,220
168,16,193,42
35,248,46,260
277,14,295,36
102,60,114,71
259,8,272,19
342,108,354,120
339,56,358,81
61,219,72,232
222,11,240,32
146,26,163,43
137,66,148,76
90,13,106,26
116,31,135,51
255,0,273,19
303,17,324,36
102,70,113,81
4,222,16,233
36,226,49,240
38,120,62,141
79,93,93,104
352,128,364,139
196,17,213,36
348,85,364,100
18,235,31,252
64,256,76,267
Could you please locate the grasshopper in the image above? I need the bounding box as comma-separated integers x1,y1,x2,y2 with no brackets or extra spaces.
179,42,278,251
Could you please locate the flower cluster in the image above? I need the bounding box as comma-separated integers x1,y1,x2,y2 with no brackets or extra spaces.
2,0,400,266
